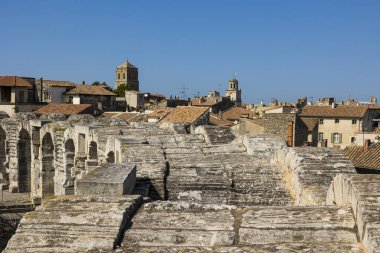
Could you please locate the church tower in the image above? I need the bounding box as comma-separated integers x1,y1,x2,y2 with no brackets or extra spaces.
225,76,241,106
115,60,139,91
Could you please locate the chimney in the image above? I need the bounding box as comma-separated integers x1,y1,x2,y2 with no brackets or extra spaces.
364,139,371,152
331,102,336,108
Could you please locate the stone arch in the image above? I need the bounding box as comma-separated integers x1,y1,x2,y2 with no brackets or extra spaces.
64,139,75,195
89,141,98,160
0,127,7,184
18,129,31,193
106,151,115,163
41,133,55,198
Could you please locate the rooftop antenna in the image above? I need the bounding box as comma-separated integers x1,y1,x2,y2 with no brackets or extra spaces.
178,85,189,99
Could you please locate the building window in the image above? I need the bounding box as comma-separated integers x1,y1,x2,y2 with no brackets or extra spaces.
352,119,357,124
118,73,120,79
332,133,342,143
335,119,340,123
319,119,324,124
318,132,323,141
123,73,125,79
351,137,355,143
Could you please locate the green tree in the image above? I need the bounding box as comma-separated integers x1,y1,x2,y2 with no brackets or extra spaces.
113,83,133,96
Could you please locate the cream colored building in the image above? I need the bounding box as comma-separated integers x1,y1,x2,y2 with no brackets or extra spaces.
300,104,380,148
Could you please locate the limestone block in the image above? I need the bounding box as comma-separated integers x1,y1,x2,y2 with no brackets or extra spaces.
327,174,380,253
275,147,356,205
76,163,136,196
195,125,236,145
240,206,357,245
243,134,287,157
3,195,143,252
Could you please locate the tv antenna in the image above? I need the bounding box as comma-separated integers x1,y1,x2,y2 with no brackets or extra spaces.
178,85,189,99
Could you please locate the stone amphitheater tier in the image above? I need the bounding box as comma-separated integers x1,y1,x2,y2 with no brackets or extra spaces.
0,118,378,252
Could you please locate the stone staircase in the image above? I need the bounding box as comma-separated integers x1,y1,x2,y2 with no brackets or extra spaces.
166,152,293,206
118,201,365,252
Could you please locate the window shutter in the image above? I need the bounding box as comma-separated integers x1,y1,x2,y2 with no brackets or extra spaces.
330,133,334,143
339,133,342,144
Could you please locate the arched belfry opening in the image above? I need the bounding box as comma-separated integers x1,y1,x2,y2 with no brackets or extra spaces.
89,141,98,160
18,129,31,193
41,133,55,198
106,151,115,164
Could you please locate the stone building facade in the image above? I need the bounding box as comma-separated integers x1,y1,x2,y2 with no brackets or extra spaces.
115,60,139,91
225,77,241,106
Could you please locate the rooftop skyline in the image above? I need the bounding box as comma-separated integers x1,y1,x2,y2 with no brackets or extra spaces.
1,0,379,104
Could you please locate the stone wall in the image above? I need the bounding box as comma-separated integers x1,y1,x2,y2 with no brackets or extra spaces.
264,113,295,142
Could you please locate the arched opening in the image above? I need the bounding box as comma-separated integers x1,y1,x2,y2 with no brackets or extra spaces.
89,141,98,160
41,133,54,198
106,151,115,163
65,139,75,195
18,129,31,193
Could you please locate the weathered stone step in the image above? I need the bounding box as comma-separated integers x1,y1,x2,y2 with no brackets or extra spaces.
120,202,363,251
3,195,143,252
118,243,365,253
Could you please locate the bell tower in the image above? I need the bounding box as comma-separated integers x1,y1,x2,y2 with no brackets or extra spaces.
225,76,241,106
115,60,139,91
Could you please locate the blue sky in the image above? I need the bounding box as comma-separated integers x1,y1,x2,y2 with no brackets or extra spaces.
1,0,379,104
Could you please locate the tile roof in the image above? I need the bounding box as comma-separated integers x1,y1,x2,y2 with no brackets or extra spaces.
248,118,264,127
147,108,174,119
300,118,318,131
209,113,234,127
222,107,254,121
300,105,371,118
117,60,137,69
116,112,146,122
0,76,32,87
66,84,115,96
35,79,75,87
354,143,380,169
103,112,146,122
191,97,220,107
159,106,209,125
33,103,93,116
343,146,364,163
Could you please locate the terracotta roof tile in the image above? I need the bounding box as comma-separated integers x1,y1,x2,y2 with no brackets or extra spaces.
191,97,220,107
222,107,254,121
159,106,209,125
300,118,318,131
0,76,32,87
248,118,264,127
353,143,380,169
209,113,233,127
147,108,174,119
300,105,370,118
66,84,115,96
343,146,364,163
35,79,75,87
33,103,93,116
